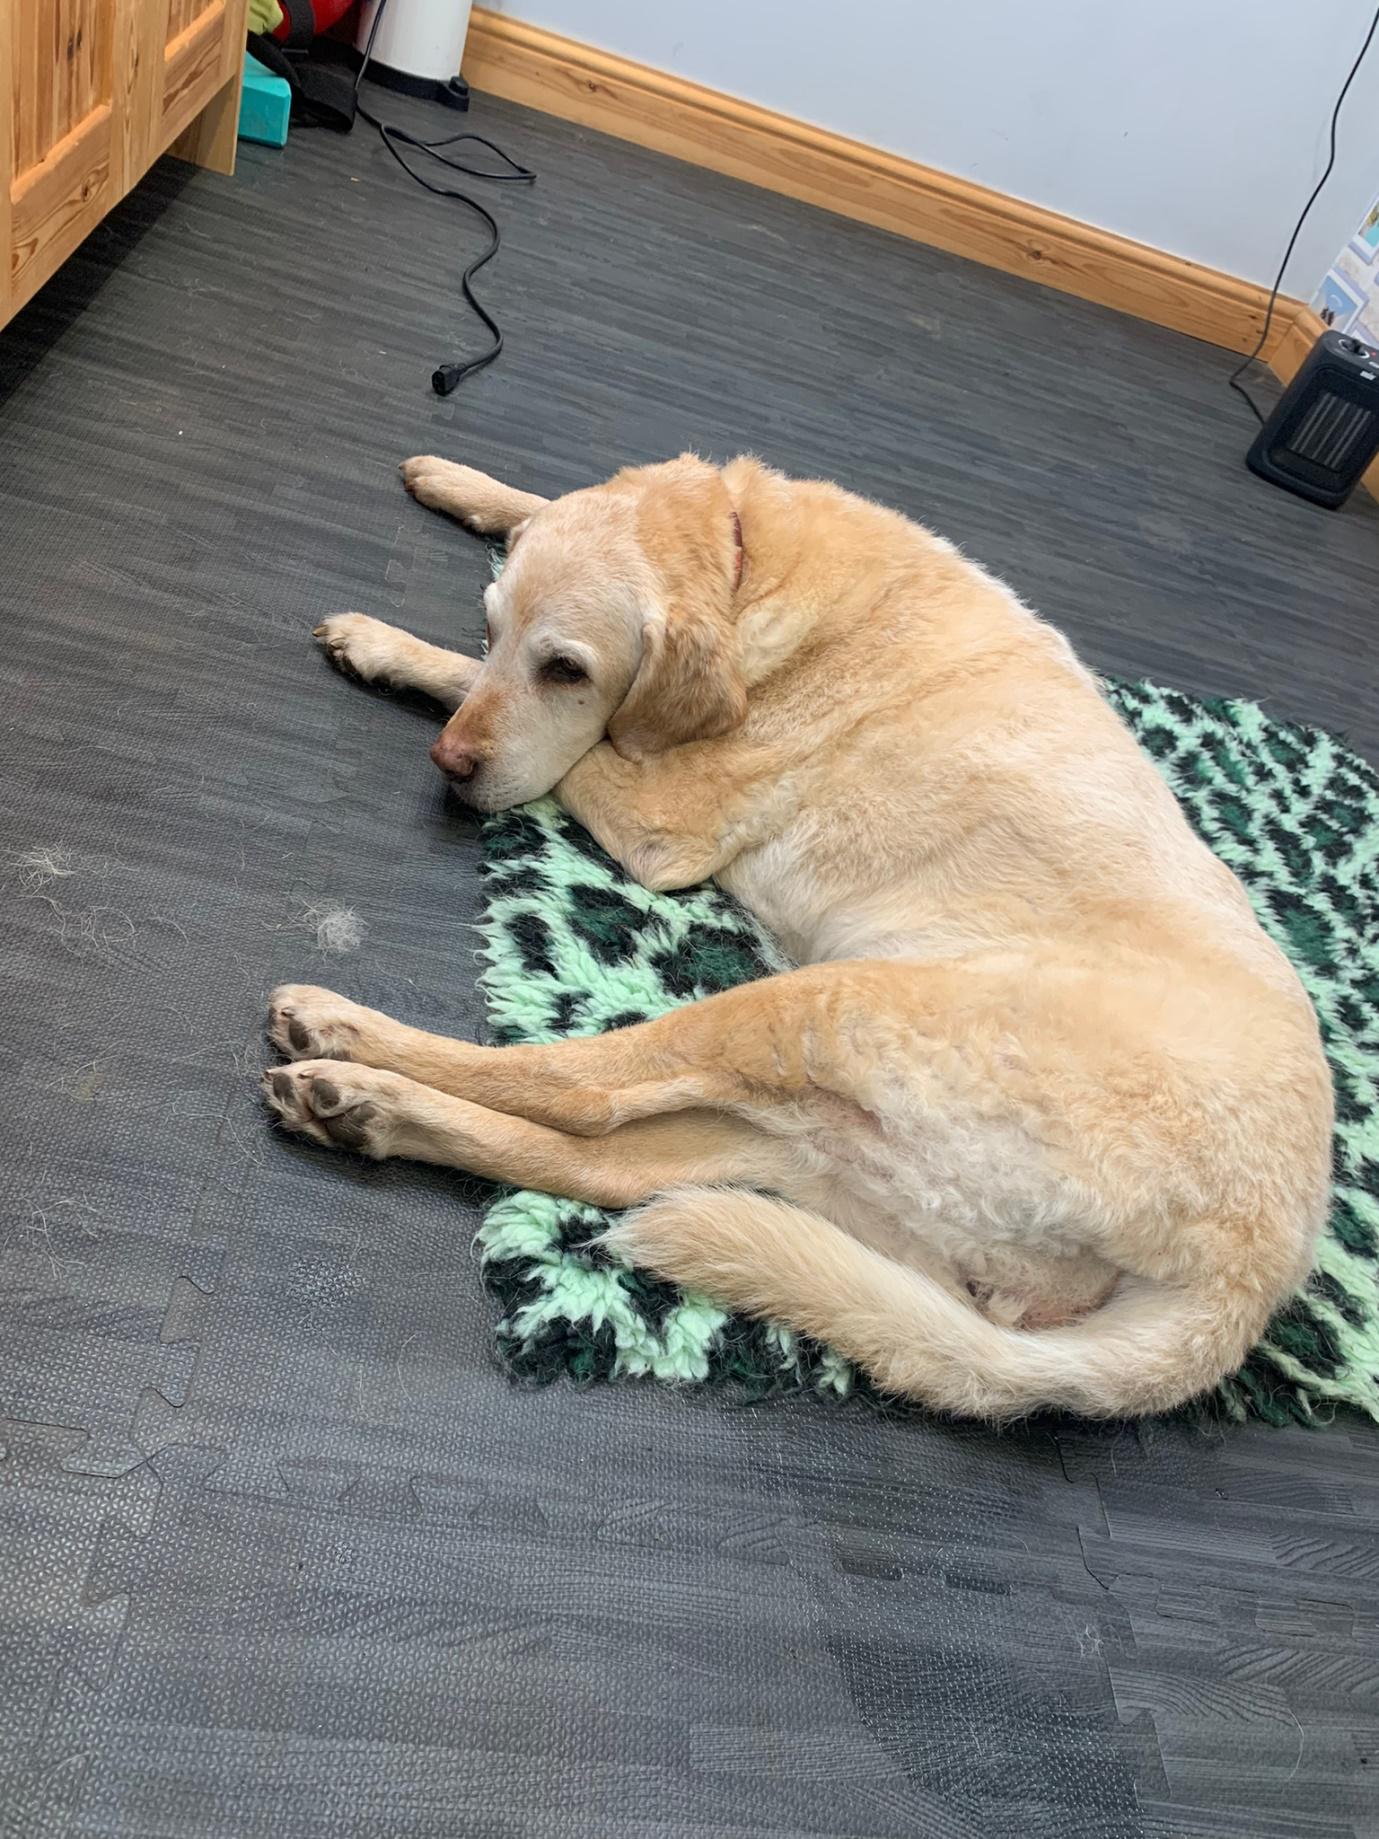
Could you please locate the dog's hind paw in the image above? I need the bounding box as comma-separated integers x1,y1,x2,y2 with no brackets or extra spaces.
262,1059,402,1157
267,985,365,1062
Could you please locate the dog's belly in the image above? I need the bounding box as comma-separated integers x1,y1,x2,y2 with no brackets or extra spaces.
776,1101,1118,1332
740,1060,1096,1268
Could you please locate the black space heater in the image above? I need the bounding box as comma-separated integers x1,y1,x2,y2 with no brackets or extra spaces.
1247,329,1379,508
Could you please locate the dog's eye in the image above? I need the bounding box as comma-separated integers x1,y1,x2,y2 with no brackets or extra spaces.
542,654,587,685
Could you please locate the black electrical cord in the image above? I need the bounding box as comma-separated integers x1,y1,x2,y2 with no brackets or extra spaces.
1229,2,1379,423
353,0,535,395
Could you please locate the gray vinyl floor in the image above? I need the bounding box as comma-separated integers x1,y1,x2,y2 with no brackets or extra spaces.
1,86,1377,1839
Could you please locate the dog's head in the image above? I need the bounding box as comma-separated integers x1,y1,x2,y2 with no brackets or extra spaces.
430,455,747,810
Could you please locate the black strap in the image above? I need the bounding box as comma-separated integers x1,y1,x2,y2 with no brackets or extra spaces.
276,0,316,50
245,31,357,132
245,31,294,81
292,59,357,131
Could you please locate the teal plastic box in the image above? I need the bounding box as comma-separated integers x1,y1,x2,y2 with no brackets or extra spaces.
238,51,291,148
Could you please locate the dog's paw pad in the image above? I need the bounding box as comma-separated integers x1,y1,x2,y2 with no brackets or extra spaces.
261,1061,388,1157
267,985,362,1062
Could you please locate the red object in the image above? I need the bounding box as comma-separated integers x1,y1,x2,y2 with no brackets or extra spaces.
273,0,353,41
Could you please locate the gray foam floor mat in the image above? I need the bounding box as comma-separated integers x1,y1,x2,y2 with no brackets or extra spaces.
1,92,1376,1839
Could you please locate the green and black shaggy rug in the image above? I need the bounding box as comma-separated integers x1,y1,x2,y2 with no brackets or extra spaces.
476,679,1379,1426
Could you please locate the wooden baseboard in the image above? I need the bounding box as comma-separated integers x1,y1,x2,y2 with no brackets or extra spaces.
1269,306,1330,386
1267,305,1379,501
463,9,1296,359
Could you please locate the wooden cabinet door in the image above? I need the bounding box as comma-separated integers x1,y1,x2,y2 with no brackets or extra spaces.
2,0,246,326
3,0,127,319
155,0,244,152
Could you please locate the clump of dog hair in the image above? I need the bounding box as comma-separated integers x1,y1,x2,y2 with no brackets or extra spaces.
8,847,136,961
12,846,78,890
296,901,367,953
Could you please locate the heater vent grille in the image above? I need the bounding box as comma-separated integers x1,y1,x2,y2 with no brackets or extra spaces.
1280,388,1376,475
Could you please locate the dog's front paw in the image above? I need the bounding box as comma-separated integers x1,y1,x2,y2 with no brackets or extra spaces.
313,612,405,687
399,454,509,530
267,984,367,1062
399,453,470,511
400,453,450,502
262,1060,405,1157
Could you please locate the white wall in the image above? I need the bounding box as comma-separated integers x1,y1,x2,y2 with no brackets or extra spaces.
488,0,1379,291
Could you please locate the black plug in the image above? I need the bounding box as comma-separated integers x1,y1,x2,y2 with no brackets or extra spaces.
432,364,465,396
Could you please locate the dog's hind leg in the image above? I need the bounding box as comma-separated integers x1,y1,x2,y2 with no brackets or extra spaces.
263,1060,798,1204
267,964,898,1138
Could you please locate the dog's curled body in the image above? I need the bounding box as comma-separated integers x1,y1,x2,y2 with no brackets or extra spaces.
267,452,1331,1419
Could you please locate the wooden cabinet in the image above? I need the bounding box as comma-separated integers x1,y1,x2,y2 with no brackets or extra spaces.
1,0,249,329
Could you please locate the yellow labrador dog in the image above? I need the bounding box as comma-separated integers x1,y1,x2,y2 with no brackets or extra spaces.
263,453,1331,1419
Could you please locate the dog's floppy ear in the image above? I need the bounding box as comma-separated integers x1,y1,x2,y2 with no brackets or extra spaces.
608,458,747,760
610,611,747,759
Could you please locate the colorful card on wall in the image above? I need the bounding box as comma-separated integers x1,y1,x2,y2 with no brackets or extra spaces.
1313,267,1365,329
1315,192,1379,327
1349,195,1379,264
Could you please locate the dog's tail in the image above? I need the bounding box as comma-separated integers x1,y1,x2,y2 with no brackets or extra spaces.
606,1187,1280,1418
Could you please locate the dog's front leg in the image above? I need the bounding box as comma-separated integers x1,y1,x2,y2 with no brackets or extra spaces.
399,456,548,536
313,614,480,710
555,739,771,893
